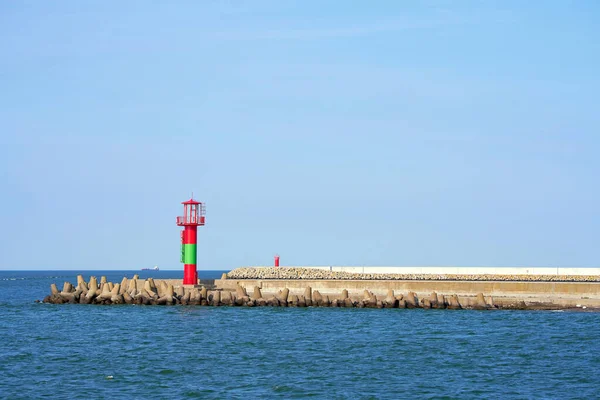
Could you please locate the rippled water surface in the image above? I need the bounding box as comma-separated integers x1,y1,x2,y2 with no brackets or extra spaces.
1,271,600,399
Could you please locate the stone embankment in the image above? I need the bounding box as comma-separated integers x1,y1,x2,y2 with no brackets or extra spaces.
227,267,600,282
41,274,580,310
41,274,498,309
217,285,497,310
42,275,218,306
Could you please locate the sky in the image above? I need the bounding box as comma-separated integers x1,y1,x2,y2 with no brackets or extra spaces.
1,1,599,270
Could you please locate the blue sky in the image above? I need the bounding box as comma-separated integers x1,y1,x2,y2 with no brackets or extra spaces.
1,1,599,270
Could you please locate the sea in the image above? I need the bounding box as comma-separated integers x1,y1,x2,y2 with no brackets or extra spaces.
1,270,600,399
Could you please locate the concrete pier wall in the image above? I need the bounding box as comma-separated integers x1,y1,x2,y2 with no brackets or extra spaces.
216,278,600,299
216,278,600,308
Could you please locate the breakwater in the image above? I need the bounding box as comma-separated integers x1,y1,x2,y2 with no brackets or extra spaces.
41,270,600,310
42,275,220,306
41,273,493,309
218,267,600,310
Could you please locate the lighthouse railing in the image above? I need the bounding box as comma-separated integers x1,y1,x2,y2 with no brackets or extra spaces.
177,216,205,225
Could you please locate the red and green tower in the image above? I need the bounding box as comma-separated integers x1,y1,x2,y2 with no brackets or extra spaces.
176,197,206,285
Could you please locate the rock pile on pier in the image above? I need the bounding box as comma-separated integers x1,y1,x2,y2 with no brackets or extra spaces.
226,286,499,310
42,275,186,306
226,267,600,282
41,275,504,310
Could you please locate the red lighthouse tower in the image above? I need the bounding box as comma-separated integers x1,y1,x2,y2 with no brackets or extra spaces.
176,198,206,285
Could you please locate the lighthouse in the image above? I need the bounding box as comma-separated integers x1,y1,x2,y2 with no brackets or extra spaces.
176,197,206,285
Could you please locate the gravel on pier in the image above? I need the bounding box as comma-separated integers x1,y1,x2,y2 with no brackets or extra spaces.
226,267,600,282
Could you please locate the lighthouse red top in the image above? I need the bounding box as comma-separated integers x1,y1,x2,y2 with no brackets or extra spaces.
176,198,206,226
182,198,201,205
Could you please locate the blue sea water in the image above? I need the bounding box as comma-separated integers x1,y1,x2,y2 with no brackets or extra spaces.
1,271,600,399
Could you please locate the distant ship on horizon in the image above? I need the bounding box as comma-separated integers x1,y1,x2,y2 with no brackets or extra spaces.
141,266,159,271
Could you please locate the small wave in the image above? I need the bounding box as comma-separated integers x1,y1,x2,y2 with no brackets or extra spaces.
158,369,177,375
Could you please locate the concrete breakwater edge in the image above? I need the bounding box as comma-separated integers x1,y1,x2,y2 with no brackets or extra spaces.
40,274,498,309
41,267,600,310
